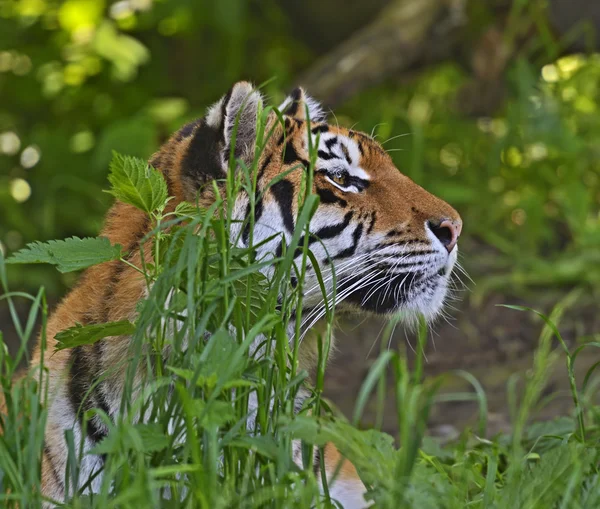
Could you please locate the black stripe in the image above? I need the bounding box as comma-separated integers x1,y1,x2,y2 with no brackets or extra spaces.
92,341,113,419
181,119,225,190
281,208,353,259
385,261,426,271
341,144,352,165
242,203,251,245
270,179,295,233
380,238,423,246
311,124,328,134
317,150,337,161
333,222,364,260
317,187,347,207
313,211,354,240
255,197,264,225
284,88,302,117
79,313,114,428
346,175,369,191
283,141,297,165
68,347,108,446
313,447,321,475
283,140,309,166
366,212,377,234
291,211,354,258
386,229,404,237
325,137,337,151
402,249,435,257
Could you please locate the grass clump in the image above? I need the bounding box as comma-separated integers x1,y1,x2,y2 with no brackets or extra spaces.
0,130,599,508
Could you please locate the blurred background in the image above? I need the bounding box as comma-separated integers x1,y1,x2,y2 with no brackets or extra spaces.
1,0,599,437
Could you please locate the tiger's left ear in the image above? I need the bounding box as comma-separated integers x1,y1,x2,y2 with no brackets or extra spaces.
279,87,327,123
206,81,264,168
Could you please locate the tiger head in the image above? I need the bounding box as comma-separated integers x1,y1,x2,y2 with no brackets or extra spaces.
158,82,462,324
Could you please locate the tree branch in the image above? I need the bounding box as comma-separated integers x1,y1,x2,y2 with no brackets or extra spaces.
297,0,466,107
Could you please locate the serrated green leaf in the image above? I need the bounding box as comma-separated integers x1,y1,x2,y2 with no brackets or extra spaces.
174,201,200,218
54,320,136,350
107,151,168,213
5,236,122,273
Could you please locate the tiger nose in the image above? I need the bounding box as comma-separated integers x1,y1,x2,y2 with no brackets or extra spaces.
427,219,462,253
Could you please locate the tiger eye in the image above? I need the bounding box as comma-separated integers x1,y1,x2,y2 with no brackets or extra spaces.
331,174,346,186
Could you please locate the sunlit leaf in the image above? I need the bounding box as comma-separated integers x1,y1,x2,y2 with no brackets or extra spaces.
106,151,168,213
5,236,122,273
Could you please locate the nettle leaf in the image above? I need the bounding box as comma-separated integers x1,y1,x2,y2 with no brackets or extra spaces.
107,151,168,213
174,201,200,218
54,320,136,350
6,236,122,273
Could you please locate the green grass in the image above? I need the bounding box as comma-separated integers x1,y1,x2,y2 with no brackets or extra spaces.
1,114,600,508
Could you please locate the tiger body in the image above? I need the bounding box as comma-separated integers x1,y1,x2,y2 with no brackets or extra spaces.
24,82,461,508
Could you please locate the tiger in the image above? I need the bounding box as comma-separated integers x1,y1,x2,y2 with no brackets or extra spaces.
11,82,462,508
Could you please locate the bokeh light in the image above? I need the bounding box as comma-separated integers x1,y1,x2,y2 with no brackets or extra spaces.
0,131,21,155
20,145,41,168
10,178,32,203
70,130,95,153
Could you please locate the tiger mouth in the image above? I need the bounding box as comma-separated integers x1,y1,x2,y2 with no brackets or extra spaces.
336,264,452,317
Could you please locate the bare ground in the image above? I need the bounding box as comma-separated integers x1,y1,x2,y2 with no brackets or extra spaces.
325,289,600,439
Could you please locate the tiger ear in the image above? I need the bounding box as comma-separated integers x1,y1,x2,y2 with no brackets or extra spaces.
206,81,263,168
279,87,327,123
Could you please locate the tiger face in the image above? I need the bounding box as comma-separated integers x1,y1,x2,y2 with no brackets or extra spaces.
162,82,462,324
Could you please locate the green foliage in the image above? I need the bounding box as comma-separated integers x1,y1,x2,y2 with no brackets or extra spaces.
54,320,136,351
107,152,168,213
5,236,122,273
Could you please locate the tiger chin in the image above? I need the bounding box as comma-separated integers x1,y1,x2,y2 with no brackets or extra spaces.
24,82,461,508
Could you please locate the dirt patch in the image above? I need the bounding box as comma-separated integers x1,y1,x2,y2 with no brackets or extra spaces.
324,289,600,438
